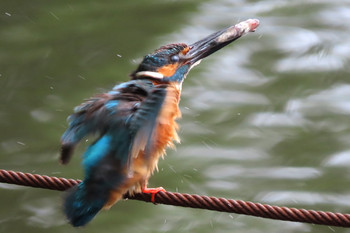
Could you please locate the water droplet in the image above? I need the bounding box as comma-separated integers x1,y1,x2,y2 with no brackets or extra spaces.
17,141,25,146
78,75,86,80
49,11,60,20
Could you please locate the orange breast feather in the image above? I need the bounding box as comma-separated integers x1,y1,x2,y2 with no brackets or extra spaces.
148,83,182,173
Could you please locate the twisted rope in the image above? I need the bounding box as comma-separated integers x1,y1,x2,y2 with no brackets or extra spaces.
0,169,349,227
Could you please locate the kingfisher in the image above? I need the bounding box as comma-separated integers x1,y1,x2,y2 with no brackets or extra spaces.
60,19,259,227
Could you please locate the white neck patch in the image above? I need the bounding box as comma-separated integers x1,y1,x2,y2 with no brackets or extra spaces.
189,60,202,71
135,71,164,79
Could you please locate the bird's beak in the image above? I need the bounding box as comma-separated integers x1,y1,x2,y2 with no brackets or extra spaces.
183,19,259,66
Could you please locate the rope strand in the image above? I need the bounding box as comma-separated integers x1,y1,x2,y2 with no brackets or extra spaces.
0,169,349,227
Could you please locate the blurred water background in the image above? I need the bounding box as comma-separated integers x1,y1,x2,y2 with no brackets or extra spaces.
1,0,350,232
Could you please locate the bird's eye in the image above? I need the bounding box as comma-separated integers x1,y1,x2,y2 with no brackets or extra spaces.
170,55,180,62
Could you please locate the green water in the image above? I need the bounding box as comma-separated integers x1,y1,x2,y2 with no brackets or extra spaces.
1,0,350,232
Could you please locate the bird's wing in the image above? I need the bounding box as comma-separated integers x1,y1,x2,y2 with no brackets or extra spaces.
60,80,167,165
128,84,167,160
60,80,156,163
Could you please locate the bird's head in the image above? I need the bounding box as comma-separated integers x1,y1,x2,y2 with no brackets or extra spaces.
131,19,259,84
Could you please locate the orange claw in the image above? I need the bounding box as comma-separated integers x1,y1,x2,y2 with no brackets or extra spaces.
142,187,166,203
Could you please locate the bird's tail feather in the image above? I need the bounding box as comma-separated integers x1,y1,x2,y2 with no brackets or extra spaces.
60,143,75,164
63,182,109,227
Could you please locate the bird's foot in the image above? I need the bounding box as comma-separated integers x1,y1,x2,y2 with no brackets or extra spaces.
142,187,166,203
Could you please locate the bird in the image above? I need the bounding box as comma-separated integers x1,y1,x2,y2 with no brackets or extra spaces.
60,19,259,227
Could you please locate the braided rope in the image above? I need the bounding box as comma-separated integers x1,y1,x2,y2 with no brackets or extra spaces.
0,169,349,227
